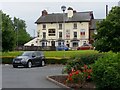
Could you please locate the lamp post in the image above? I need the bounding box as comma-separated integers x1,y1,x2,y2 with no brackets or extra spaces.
61,6,66,40
61,5,66,58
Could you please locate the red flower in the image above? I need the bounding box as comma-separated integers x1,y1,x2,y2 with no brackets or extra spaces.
69,73,73,77
75,70,79,75
69,77,72,81
87,75,91,79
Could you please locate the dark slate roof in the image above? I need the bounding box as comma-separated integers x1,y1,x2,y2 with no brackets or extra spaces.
35,11,93,24
90,19,103,29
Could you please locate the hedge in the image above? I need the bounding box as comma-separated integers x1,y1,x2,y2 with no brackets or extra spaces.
1,56,68,65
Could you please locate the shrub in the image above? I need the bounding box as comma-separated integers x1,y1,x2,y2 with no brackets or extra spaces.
92,52,120,89
66,65,92,87
62,53,104,74
2,56,14,64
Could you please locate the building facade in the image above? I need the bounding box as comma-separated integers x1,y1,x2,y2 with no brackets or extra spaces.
25,7,98,49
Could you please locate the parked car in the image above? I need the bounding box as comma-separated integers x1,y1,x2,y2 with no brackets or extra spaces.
77,44,93,50
56,45,69,51
12,51,46,68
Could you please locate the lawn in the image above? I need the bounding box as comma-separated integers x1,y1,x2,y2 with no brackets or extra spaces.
1,50,98,58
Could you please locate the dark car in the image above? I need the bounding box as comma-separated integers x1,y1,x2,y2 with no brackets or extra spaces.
77,44,93,50
56,45,69,51
12,51,46,68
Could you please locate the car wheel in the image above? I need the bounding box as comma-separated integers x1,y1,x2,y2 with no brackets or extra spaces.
39,60,45,67
42,60,45,66
13,65,18,68
26,61,32,68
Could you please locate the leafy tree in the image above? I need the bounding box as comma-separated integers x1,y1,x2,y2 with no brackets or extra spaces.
2,12,16,51
94,6,120,52
13,17,31,46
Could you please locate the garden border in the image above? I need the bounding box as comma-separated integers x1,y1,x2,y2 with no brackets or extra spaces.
46,75,70,89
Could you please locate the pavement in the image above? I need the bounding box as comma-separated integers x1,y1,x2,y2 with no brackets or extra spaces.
2,64,65,88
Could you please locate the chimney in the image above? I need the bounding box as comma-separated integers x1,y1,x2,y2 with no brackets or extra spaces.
67,7,73,18
42,10,48,16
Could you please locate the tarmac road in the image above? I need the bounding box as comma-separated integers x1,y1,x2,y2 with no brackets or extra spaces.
2,64,65,88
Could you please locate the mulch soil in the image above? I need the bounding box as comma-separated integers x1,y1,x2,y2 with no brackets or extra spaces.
49,75,96,89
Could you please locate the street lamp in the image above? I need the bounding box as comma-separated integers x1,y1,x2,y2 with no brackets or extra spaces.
61,5,66,58
61,5,66,40
61,6,66,12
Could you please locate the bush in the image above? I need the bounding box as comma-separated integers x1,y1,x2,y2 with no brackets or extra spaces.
62,53,104,74
92,52,120,89
2,56,14,64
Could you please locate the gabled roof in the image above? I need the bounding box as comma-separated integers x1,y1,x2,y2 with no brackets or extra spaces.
35,11,94,24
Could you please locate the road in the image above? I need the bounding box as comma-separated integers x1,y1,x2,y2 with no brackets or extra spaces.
2,64,65,88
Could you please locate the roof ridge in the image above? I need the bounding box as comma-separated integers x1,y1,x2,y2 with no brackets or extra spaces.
47,11,93,15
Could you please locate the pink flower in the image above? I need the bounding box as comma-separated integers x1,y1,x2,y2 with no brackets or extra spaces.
87,75,91,79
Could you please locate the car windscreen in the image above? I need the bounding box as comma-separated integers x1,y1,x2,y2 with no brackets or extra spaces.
22,52,33,56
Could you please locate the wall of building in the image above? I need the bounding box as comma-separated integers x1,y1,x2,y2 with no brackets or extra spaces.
36,22,90,47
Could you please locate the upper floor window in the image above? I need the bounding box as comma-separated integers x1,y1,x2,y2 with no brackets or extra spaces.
74,32,77,38
48,29,55,36
37,32,39,37
59,24,62,29
73,23,77,29
43,32,46,38
80,29,85,35
59,32,62,38
42,24,46,30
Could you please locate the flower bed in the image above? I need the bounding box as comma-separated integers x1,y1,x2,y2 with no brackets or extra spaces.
47,64,96,89
48,75,96,89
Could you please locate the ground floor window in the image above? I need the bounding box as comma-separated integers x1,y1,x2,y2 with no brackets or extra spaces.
58,41,64,46
42,42,45,47
41,42,47,47
72,42,79,47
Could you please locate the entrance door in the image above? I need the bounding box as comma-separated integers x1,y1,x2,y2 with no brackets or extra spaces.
66,44,69,47
51,41,55,47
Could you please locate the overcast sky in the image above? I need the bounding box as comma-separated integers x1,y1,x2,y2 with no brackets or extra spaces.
0,1,119,37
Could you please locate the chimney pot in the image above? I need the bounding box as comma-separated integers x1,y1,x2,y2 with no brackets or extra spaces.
42,10,48,16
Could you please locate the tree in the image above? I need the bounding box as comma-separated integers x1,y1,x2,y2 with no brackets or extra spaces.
13,17,31,46
2,11,31,51
94,6,120,52
2,12,16,52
